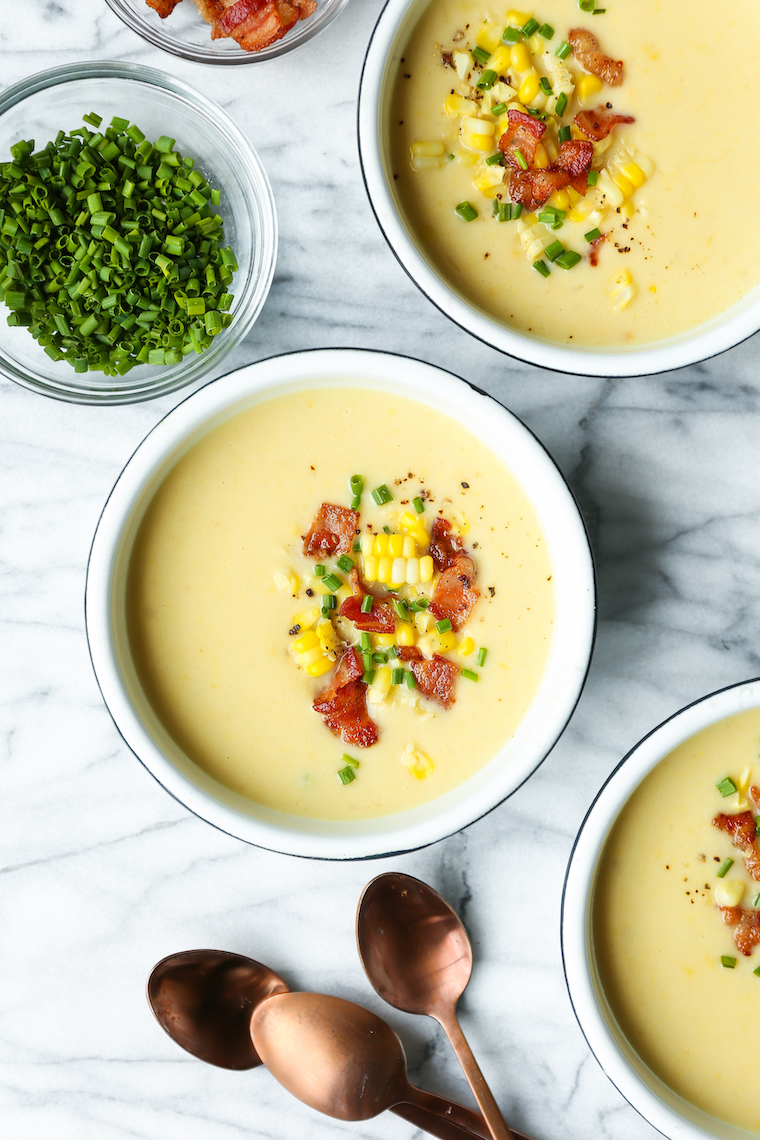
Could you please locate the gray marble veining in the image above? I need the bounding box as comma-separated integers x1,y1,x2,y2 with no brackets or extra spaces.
2,2,759,1138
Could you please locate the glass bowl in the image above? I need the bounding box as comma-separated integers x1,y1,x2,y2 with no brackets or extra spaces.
0,62,277,404
104,0,352,65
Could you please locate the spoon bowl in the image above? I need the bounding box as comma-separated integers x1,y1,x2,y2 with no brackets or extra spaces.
147,949,289,1070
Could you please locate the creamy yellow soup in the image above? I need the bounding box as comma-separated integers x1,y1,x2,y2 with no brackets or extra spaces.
390,0,760,348
126,386,555,821
594,708,760,1131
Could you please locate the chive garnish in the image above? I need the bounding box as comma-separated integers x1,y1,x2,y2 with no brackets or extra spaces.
435,618,453,634
350,494,361,511
514,149,528,171
584,227,602,242
491,102,508,116
337,766,356,785
477,647,488,667
539,77,553,95
461,668,479,682
717,776,737,797
558,125,571,144
387,645,399,660
555,92,568,117
754,965,760,977
353,539,361,552
579,0,595,9
556,250,582,270
350,474,364,496
322,572,343,592
394,599,411,622
372,651,387,663
497,203,510,222
409,598,430,612
502,26,522,43
321,594,337,611
544,240,565,263
472,46,491,65
521,17,539,36
360,594,374,614
754,892,760,907
594,6,606,11
455,200,478,221
391,667,404,685
485,153,504,166
315,564,326,577
717,858,734,879
360,632,371,651
342,753,360,769
412,496,425,513
538,22,554,38
404,670,418,689
721,955,737,968
534,259,550,278
511,202,523,219
372,484,393,505
477,69,497,90
587,169,599,186
337,554,354,573
556,40,572,59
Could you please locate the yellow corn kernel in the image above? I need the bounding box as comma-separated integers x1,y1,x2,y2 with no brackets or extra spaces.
736,767,752,809
576,73,603,105
458,636,476,657
412,528,428,548
375,633,397,647
507,11,532,29
620,199,635,219
298,644,324,668
399,511,417,530
597,168,624,207
533,143,550,169
411,141,445,158
405,557,421,586
566,186,582,205
527,33,543,54
363,555,378,582
369,666,393,700
454,149,480,167
316,620,341,659
335,584,352,606
274,570,299,594
476,22,505,53
388,534,404,557
401,742,434,779
306,656,334,678
415,611,436,635
473,175,499,197
610,169,634,198
419,555,435,582
292,606,320,632
463,116,495,137
377,556,392,584
548,188,571,211
608,269,638,310
715,879,745,909
430,630,456,654
620,160,646,189
402,535,416,558
631,151,654,178
411,154,445,172
608,269,632,295
488,45,512,74
374,533,389,556
292,630,319,654
444,93,478,117
518,69,540,104
391,557,406,585
510,42,532,72
463,131,493,152
397,623,417,648
359,534,374,556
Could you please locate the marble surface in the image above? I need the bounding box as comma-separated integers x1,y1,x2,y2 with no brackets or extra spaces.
3,2,760,1138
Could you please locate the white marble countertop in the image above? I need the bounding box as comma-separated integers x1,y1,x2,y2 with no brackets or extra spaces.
3,2,760,1138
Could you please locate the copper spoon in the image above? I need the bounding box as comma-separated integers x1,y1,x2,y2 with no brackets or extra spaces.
147,949,289,1069
251,991,537,1140
357,873,514,1140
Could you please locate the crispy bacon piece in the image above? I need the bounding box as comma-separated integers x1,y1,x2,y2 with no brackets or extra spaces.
397,645,423,662
574,106,635,142
428,517,480,632
713,809,760,880
588,232,606,267
429,517,464,572
303,503,358,558
719,906,760,956
312,648,378,748
410,655,458,709
509,168,571,211
145,0,182,15
338,569,395,634
568,28,625,86
497,109,546,170
164,0,317,53
557,139,594,194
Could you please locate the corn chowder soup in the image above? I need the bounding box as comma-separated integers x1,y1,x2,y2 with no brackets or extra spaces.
594,708,760,1131
126,387,555,821
390,0,760,348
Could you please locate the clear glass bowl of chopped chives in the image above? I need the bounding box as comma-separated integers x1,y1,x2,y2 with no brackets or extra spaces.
0,62,277,404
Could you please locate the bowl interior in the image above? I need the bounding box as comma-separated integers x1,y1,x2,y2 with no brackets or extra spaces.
87,349,595,859
104,0,352,65
0,64,276,403
563,678,760,1140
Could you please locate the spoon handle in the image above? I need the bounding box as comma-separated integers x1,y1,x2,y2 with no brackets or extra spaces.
437,1012,514,1140
394,1097,538,1140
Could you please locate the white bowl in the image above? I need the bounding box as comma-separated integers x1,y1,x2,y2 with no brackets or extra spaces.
562,677,760,1140
357,0,760,378
86,348,595,859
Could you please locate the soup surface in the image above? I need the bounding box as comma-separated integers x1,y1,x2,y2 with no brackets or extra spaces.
390,0,760,348
594,708,760,1131
126,386,555,820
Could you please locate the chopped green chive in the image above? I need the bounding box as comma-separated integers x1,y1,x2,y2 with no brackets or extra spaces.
342,753,360,768
409,598,430,612
477,69,498,90
315,564,326,577
472,46,491,65
461,668,479,682
350,495,361,510
477,647,488,667
435,618,453,634
83,111,103,127
372,651,387,663
754,965,760,977
322,573,343,592
544,239,565,262
594,7,606,11
353,539,361,552
337,554,354,573
533,259,550,278
556,250,583,270
383,525,391,534
391,667,404,685
558,125,571,143
485,152,504,166
717,776,737,797
337,765,356,785
360,632,371,651
539,77,553,95
360,594,374,614
717,858,734,879
587,169,599,186
455,200,478,221
538,22,554,38
497,203,510,222
555,92,568,117
579,0,595,9
362,669,376,685
514,149,528,170
721,955,737,969
321,594,337,612
491,101,508,116
387,645,399,660
349,474,363,496
404,670,418,689
584,227,602,242
556,40,572,59
412,496,425,514
394,599,411,622
754,892,760,907
521,17,539,36
502,26,522,43
372,484,393,505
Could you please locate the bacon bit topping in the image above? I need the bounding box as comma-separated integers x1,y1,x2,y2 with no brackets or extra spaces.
719,906,760,956
410,654,459,709
429,517,464,572
497,109,546,170
428,517,479,631
509,168,571,211
568,28,625,87
145,0,182,16
574,106,635,142
557,139,594,183
312,648,379,748
185,0,316,53
397,645,423,662
589,232,606,267
338,569,396,634
713,809,760,881
303,503,358,558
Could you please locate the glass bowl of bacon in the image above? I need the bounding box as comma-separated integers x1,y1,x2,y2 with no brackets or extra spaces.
563,677,760,1140
104,0,351,64
85,348,595,859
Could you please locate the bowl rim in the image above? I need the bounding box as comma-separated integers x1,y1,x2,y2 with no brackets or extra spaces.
0,60,278,404
561,675,760,1140
103,0,353,66
357,0,760,380
85,346,596,860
